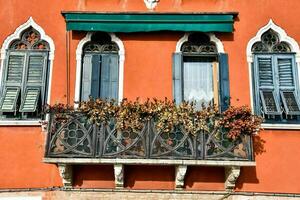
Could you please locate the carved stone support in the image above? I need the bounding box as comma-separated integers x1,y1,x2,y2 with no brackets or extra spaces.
58,164,73,188
225,166,241,191
114,164,124,188
144,0,159,10
175,165,188,190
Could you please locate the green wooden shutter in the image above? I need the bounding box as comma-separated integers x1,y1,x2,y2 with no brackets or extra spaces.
255,55,281,115
19,88,40,112
20,52,48,113
0,87,20,112
100,54,119,100
218,53,230,112
5,53,25,85
81,54,93,101
0,52,25,112
276,55,300,116
172,53,183,105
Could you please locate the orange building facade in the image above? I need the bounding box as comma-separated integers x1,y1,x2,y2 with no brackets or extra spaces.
1,0,300,199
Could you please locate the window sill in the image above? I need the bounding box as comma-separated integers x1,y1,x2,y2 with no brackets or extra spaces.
0,120,42,126
262,123,300,130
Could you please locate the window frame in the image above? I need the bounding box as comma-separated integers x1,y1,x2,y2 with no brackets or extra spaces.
253,53,300,123
181,53,219,107
80,47,120,102
173,33,230,112
0,49,49,120
74,32,125,107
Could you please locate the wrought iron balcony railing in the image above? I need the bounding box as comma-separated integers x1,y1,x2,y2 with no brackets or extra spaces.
45,112,253,161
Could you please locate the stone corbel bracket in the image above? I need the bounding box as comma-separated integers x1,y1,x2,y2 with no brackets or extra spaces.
225,166,241,191
144,0,159,10
114,164,124,188
58,164,73,188
175,165,188,190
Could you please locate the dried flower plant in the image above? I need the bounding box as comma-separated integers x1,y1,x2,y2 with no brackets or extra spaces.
46,98,262,140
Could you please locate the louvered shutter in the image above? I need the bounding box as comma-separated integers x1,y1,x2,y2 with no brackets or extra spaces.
0,52,25,112
20,52,48,112
255,55,281,115
19,88,40,112
81,54,93,101
172,53,183,105
276,55,300,115
218,53,230,112
5,53,25,85
100,54,119,100
0,87,20,112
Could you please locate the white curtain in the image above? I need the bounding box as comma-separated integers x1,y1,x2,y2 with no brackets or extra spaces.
183,62,214,108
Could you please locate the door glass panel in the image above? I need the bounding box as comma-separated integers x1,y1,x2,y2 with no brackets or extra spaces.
183,57,214,108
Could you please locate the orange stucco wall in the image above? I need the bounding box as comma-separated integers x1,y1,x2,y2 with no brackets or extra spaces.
1,0,300,194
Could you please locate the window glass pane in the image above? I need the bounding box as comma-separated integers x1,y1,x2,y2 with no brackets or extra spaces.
183,61,214,107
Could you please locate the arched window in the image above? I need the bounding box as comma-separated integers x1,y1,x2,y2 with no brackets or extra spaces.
80,32,120,101
251,29,300,121
173,33,230,111
0,27,50,119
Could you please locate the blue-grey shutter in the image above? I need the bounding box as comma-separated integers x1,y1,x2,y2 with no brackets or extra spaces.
218,53,230,112
172,53,183,105
20,52,48,112
255,55,281,115
100,54,119,100
278,57,294,88
276,55,300,116
81,54,93,101
0,52,25,112
91,55,101,98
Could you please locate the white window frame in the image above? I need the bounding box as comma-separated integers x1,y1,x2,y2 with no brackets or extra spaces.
0,17,55,126
246,19,300,129
74,32,125,108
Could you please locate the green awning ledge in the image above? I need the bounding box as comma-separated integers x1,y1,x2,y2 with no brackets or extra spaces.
62,12,237,33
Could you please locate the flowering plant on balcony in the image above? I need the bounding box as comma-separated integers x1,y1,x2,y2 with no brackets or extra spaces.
46,98,262,141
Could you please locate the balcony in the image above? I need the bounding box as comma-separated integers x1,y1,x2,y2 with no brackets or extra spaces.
43,100,259,190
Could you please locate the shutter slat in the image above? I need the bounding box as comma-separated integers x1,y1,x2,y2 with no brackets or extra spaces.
172,53,183,105
6,55,25,84
219,53,230,112
259,90,281,115
19,88,40,112
278,58,294,87
280,91,300,115
0,87,20,112
27,55,45,84
257,57,273,88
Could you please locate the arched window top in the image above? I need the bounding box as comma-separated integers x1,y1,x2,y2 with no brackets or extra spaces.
83,32,119,53
251,29,291,53
181,33,217,54
9,27,49,50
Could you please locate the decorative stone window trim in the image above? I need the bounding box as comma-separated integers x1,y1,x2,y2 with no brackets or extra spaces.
246,20,300,127
74,32,125,108
44,158,255,190
0,17,55,106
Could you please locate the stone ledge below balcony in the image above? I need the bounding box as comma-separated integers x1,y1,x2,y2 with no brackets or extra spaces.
44,158,255,191
43,157,256,166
